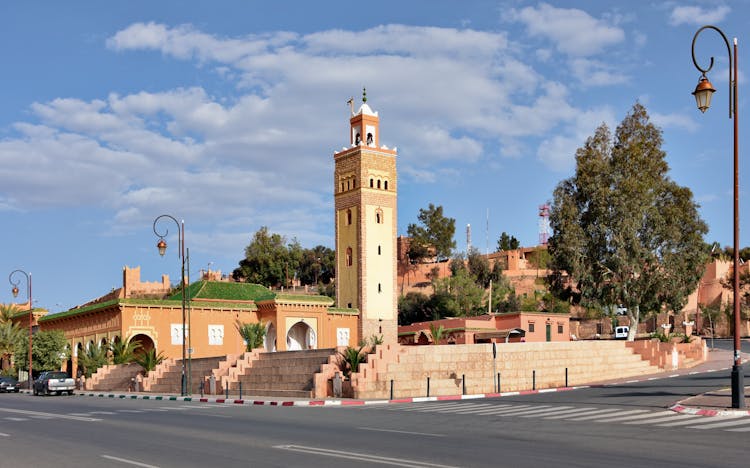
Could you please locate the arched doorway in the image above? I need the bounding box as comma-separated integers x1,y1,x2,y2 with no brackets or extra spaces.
129,334,155,356
286,321,316,351
265,322,277,352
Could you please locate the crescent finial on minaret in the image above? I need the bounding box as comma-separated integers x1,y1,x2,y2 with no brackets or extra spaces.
362,87,367,103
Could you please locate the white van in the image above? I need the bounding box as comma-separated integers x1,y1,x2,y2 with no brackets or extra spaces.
614,326,629,339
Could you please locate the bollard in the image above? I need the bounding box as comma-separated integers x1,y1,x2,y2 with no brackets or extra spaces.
427,377,430,397
462,374,466,395
199,381,204,398
390,379,394,400
533,370,536,391
333,372,342,398
239,382,242,400
225,385,229,400
497,372,501,393
565,367,568,388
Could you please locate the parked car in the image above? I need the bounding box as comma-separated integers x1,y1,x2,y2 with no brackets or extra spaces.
614,326,629,339
0,377,20,393
33,371,75,396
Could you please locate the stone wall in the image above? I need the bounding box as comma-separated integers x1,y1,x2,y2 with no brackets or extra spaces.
346,339,706,399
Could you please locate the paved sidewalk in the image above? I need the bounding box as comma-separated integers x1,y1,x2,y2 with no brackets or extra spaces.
669,347,750,416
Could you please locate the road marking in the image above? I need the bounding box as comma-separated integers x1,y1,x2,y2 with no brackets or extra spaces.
358,427,445,437
117,410,144,413
273,445,459,467
686,417,750,430
624,414,703,425
485,406,555,417
90,411,116,415
447,404,504,414
0,432,9,437
0,408,99,422
101,454,160,467
513,406,574,417
567,409,648,421
656,417,722,427
467,405,535,416
544,408,621,420
593,411,674,423
449,404,515,414
5,417,28,421
525,407,595,418
401,403,474,412
726,426,750,432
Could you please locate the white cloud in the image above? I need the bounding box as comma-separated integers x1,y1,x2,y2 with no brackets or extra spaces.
0,20,615,250
506,3,624,57
651,112,699,132
669,5,730,26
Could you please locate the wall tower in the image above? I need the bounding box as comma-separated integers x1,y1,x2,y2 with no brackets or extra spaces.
334,91,398,344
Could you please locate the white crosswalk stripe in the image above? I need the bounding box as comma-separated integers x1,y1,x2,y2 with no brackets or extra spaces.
355,402,750,433
543,408,620,420
686,417,750,429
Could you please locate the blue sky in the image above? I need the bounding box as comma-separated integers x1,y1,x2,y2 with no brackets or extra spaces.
1,1,748,312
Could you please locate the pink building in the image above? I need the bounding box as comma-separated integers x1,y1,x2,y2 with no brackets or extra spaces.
398,312,570,345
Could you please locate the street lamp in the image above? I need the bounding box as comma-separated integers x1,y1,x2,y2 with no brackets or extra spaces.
8,270,32,389
153,214,188,396
691,25,744,409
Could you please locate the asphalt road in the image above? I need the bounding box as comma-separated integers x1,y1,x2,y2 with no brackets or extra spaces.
1,368,749,468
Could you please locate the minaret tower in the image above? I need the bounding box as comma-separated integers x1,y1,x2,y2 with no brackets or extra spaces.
334,89,398,344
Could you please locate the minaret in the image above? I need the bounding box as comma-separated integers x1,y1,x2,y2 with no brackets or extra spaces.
334,89,398,344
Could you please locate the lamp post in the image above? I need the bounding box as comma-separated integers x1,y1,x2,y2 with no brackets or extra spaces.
153,214,188,396
9,270,32,389
691,25,745,408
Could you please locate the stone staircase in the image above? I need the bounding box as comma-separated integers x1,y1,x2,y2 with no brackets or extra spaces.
350,341,670,399
142,356,225,394
224,348,338,398
86,362,144,391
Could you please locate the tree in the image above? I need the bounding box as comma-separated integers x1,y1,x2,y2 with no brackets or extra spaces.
467,248,492,287
548,103,708,341
235,320,266,351
497,232,520,251
407,204,456,262
398,292,432,325
434,268,485,317
298,245,335,286
232,227,303,287
13,329,69,374
110,339,142,365
77,345,108,378
134,349,166,374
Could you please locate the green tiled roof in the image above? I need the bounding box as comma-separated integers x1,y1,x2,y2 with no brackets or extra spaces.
170,281,275,302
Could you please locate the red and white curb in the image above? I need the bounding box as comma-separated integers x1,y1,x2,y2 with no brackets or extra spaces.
18,364,737,413
669,404,750,417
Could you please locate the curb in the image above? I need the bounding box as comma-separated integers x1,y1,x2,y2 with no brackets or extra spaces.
15,364,735,412
669,403,750,417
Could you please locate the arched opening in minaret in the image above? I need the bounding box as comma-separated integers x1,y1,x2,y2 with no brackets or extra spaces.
366,133,373,145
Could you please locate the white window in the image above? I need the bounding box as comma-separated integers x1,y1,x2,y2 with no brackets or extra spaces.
171,323,189,345
337,328,350,346
208,325,224,346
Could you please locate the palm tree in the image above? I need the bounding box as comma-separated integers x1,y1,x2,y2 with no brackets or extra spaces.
235,320,266,351
0,304,21,324
109,339,142,365
77,345,108,378
0,321,25,371
133,349,166,374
